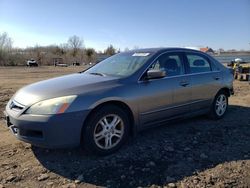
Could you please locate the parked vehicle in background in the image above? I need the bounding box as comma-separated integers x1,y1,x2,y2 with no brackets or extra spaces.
73,61,80,66
26,59,38,67
4,48,234,155
54,63,68,67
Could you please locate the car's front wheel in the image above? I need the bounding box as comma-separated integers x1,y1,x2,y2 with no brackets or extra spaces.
209,91,228,119
83,105,130,155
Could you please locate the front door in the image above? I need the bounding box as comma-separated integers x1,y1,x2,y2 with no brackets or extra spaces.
138,52,192,127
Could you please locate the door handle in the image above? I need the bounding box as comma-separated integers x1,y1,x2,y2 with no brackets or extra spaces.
213,76,220,80
179,81,189,87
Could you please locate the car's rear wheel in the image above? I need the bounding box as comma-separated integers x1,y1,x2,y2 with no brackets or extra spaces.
83,105,130,155
209,91,228,119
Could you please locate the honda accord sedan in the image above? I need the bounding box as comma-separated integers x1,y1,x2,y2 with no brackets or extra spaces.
4,48,234,155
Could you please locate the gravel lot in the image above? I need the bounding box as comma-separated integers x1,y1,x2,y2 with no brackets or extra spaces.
0,66,250,188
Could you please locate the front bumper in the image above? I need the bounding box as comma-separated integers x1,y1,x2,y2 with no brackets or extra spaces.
3,108,89,148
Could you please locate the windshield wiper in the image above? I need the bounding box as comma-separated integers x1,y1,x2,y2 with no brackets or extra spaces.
89,72,106,76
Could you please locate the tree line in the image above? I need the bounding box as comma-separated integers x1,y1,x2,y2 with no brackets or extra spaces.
0,32,118,66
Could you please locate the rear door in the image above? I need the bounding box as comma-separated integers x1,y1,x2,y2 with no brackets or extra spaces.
184,52,222,111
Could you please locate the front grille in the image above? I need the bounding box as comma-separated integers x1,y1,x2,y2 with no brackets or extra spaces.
9,100,25,111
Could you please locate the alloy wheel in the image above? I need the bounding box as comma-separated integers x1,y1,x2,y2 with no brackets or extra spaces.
93,114,124,150
215,94,227,116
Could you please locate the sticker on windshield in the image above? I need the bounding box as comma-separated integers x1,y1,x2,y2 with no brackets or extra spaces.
132,53,150,57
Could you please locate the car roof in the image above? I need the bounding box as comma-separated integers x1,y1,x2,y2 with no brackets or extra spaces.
128,47,203,54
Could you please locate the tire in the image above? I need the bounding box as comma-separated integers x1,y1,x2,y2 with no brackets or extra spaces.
82,105,130,155
209,91,228,120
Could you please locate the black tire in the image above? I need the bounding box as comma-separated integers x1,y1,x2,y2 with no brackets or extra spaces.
209,90,228,120
82,105,130,155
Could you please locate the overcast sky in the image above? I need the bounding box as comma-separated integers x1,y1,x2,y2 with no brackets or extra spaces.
0,0,250,51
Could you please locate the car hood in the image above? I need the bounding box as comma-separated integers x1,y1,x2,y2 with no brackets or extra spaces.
13,73,120,106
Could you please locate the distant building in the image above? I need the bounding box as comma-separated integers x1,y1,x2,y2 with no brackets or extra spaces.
200,47,214,54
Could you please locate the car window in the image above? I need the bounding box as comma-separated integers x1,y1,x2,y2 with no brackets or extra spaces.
149,53,184,77
186,54,211,73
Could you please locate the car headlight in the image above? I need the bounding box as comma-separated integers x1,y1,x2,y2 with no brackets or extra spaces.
25,95,77,115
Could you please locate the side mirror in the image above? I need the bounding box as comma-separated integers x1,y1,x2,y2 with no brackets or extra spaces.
147,69,166,79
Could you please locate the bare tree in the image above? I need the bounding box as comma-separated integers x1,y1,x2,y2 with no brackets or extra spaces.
49,45,66,56
67,35,84,58
60,43,69,53
124,47,130,52
33,45,44,65
84,48,96,64
104,45,116,56
0,32,13,65
0,32,12,51
133,45,139,50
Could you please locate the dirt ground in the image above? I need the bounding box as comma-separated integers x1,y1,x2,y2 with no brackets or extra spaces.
0,66,250,188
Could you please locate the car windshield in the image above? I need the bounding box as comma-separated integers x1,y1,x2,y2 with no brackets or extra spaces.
85,52,152,77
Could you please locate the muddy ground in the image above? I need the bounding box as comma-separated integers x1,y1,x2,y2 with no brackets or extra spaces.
0,66,250,188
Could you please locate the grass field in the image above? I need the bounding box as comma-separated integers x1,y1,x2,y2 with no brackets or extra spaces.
0,66,250,187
